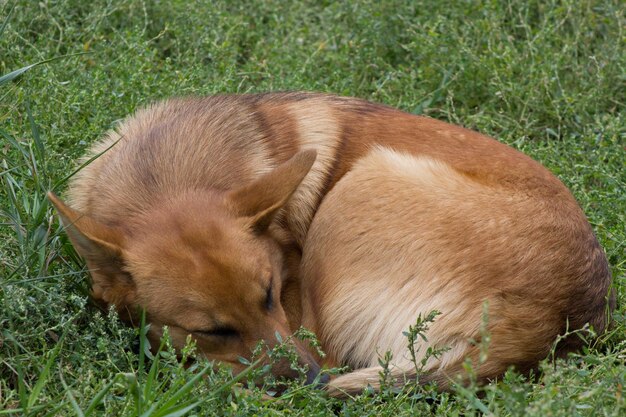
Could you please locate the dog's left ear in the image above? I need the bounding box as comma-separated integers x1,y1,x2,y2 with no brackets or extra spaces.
225,149,317,232
47,192,124,260
47,192,135,308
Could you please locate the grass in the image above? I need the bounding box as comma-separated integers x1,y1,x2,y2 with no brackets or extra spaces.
0,0,624,415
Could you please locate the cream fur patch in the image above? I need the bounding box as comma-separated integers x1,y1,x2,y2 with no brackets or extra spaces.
283,98,342,246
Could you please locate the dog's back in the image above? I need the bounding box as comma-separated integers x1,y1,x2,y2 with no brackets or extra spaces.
65,93,613,395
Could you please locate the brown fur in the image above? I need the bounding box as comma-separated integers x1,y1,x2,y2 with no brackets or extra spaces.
49,92,614,396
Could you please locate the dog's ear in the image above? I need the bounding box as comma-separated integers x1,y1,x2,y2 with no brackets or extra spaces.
225,149,317,232
48,192,124,260
47,192,135,308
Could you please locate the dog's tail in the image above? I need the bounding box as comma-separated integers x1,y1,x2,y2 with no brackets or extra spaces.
325,345,494,398
325,365,452,398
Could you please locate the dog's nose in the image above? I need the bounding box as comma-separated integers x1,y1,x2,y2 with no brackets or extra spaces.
316,372,331,386
305,366,330,387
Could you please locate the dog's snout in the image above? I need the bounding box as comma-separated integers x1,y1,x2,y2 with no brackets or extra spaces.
317,372,331,386
304,363,330,387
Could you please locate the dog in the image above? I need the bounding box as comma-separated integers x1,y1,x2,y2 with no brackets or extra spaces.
49,92,614,396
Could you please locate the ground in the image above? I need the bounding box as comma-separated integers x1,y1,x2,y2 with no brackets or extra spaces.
0,0,624,416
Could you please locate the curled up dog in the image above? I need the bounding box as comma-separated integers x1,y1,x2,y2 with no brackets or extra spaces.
48,92,614,397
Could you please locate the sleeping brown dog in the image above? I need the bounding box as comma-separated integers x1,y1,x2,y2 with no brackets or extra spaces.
49,92,614,396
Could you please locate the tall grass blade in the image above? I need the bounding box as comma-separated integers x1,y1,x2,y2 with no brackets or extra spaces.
2,170,24,247
25,99,46,184
0,63,40,86
143,336,168,404
84,377,120,416
0,53,89,86
51,137,121,190
60,368,85,417
0,129,30,165
159,401,202,417
27,332,66,408
141,365,211,417
0,3,15,38
15,361,29,413
208,356,264,395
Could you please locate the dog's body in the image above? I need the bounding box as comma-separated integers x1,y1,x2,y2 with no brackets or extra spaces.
50,92,613,395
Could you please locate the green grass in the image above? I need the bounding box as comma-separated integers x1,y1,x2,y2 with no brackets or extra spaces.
1,0,624,415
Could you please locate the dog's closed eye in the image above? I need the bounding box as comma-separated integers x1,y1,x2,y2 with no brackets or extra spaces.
265,282,273,311
193,327,239,338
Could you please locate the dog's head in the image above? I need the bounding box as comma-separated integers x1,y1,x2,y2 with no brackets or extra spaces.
49,150,324,383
